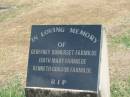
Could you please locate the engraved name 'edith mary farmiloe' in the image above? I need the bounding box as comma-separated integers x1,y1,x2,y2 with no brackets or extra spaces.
26,25,102,94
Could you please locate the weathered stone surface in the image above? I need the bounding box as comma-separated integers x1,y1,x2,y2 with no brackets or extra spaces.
25,88,97,97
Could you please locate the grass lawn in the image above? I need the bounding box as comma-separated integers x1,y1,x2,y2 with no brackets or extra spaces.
111,77,130,97
110,31,130,97
0,1,130,97
0,77,25,97
111,30,130,48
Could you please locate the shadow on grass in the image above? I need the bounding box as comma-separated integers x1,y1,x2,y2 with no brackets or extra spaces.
0,4,30,22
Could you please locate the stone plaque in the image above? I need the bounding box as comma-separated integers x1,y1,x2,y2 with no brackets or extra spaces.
26,25,102,97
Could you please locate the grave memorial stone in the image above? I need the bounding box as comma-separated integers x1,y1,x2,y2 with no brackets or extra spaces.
25,25,110,97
